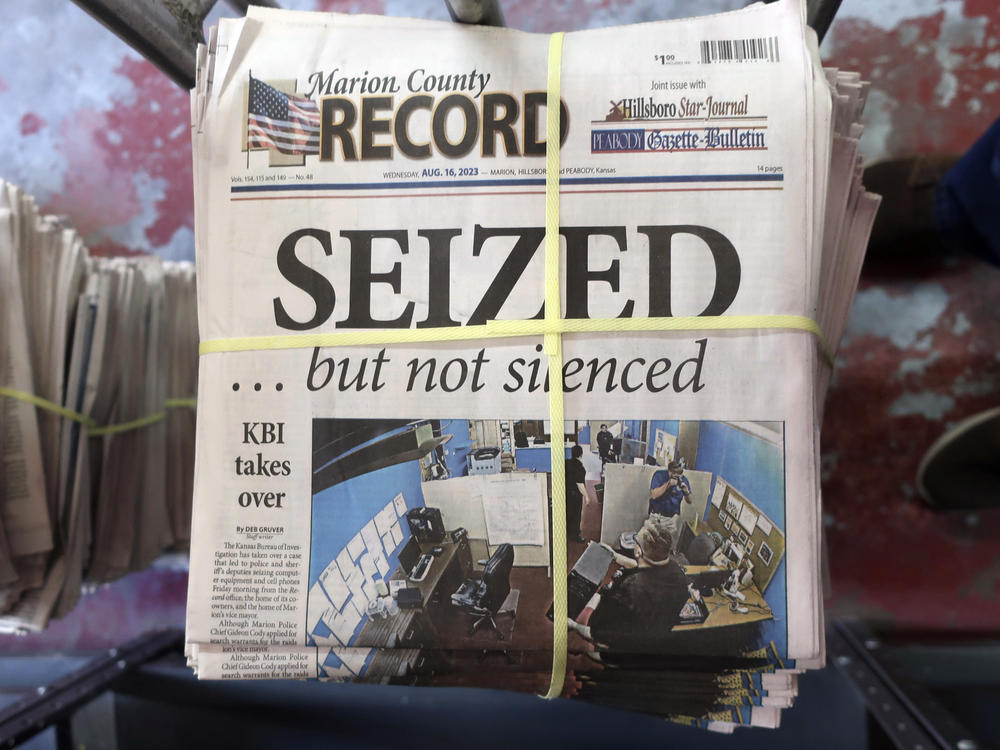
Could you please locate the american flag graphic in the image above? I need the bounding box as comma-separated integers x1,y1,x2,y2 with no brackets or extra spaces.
247,76,320,155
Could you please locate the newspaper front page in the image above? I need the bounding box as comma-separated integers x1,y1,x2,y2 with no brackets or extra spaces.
188,0,829,692
1,180,199,632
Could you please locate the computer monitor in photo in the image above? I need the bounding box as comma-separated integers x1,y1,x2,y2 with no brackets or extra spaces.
406,506,445,544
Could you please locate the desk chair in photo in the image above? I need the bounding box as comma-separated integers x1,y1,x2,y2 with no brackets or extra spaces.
450,543,515,639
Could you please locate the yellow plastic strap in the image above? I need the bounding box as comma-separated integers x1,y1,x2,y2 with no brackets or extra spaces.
0,386,169,435
0,386,96,428
488,315,833,367
542,30,567,701
200,325,498,353
165,397,198,408
199,314,834,368
88,410,167,437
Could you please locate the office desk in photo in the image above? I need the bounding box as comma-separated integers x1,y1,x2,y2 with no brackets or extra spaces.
673,564,773,632
357,606,421,649
394,539,464,609
356,534,472,649
564,549,773,635
363,648,422,683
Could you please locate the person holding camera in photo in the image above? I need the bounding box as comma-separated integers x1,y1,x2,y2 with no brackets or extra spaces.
648,459,692,518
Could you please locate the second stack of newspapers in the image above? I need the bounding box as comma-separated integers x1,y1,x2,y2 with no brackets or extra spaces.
187,0,879,731
0,181,198,633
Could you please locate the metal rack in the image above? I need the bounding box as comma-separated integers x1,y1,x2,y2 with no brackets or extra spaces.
0,630,183,750
69,0,840,90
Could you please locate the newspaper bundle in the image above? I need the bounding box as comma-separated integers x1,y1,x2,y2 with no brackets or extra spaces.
0,180,198,633
187,0,879,729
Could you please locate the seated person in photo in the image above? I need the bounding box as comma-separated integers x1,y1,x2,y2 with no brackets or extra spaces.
685,531,723,566
567,518,691,653
648,459,692,518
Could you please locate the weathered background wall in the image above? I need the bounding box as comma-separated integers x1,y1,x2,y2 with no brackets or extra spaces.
1,0,997,651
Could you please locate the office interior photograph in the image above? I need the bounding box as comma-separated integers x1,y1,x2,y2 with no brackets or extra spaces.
307,417,787,682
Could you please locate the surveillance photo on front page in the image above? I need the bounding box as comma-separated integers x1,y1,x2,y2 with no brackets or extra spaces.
185,0,879,731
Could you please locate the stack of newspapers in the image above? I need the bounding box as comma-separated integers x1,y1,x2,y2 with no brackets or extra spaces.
186,0,879,730
0,181,198,633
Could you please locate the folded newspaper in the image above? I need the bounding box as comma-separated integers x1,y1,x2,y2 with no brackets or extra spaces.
187,0,879,729
0,180,197,633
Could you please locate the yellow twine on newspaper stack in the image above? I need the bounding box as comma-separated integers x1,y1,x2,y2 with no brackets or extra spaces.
165,397,198,409
198,315,833,363
541,30,568,701
0,385,195,436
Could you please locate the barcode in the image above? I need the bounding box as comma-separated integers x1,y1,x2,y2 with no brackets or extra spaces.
700,36,779,63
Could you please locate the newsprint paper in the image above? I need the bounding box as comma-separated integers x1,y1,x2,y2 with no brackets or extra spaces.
187,0,877,726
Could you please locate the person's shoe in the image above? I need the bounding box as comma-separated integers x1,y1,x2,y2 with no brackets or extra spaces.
916,406,1000,510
